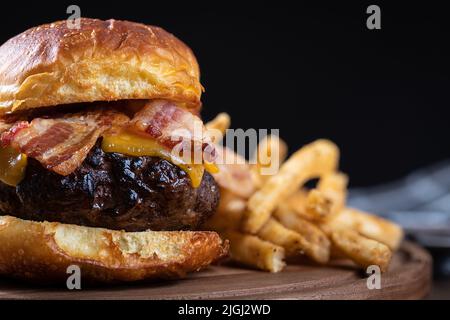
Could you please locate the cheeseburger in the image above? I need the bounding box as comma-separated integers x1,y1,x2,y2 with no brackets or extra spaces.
0,18,228,283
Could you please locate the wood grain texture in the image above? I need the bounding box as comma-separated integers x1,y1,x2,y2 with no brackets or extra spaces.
0,241,431,300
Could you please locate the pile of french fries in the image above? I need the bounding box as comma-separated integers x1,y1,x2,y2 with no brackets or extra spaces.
204,113,404,273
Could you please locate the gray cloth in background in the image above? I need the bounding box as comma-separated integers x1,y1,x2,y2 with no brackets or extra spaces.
348,161,450,248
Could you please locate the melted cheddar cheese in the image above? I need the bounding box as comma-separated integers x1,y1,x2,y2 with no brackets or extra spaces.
0,147,27,187
101,132,218,188
0,132,217,188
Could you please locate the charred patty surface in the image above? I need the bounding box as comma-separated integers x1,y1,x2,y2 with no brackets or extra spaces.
0,142,219,231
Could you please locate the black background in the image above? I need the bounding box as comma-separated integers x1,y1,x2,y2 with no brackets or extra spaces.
1,1,448,186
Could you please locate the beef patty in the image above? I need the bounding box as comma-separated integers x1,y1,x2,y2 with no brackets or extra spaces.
0,142,220,232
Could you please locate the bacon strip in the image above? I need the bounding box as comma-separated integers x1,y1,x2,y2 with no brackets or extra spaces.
20,122,73,158
0,99,213,176
2,109,129,176
129,100,216,163
0,121,29,147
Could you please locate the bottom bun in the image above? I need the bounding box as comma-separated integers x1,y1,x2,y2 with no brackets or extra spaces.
0,215,228,284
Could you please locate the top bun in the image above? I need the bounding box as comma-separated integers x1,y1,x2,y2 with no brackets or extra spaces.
0,18,202,114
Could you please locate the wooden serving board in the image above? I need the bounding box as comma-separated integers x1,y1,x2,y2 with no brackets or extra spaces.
0,241,431,300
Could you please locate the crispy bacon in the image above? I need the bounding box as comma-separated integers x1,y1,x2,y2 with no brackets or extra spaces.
3,109,129,176
0,119,13,135
129,100,216,163
0,99,213,176
0,121,29,147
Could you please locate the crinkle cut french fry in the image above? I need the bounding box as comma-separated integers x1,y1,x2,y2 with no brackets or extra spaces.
329,245,347,260
202,190,246,231
273,208,330,264
284,190,319,222
222,231,286,273
257,218,298,256
318,172,348,193
328,208,404,250
304,189,333,221
203,210,241,232
244,140,339,234
317,172,348,216
330,229,392,272
205,112,231,140
251,134,288,183
301,172,348,222
258,218,315,258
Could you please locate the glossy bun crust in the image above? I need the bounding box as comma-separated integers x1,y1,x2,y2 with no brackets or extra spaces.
0,18,202,114
0,215,228,283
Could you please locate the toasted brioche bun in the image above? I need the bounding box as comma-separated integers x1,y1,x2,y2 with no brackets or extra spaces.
0,215,228,283
0,18,202,114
